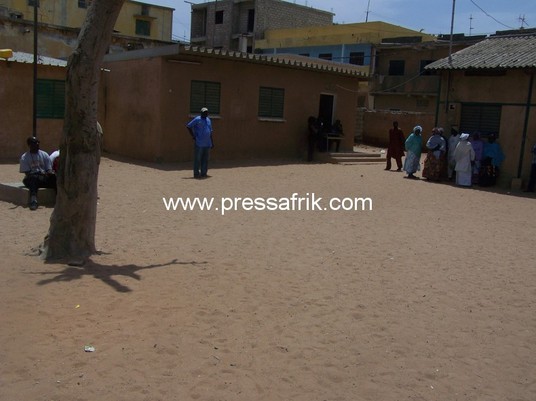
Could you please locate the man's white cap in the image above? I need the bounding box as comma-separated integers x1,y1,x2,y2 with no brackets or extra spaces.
201,107,209,112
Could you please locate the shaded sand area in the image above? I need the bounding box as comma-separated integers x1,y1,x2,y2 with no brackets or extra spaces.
1,156,535,401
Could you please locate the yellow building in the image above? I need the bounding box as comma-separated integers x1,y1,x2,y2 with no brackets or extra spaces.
256,21,436,49
255,21,437,79
0,0,174,41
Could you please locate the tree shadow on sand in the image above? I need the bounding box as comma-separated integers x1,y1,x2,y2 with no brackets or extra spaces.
33,258,207,293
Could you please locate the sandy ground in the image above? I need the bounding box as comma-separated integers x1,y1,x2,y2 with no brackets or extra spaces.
1,154,535,401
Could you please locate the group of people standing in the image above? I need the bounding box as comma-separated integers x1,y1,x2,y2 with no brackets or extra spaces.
385,121,506,187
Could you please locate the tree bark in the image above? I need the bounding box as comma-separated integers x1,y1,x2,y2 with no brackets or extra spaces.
43,0,125,263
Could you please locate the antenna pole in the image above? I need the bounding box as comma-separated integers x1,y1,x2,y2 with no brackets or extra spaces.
448,0,456,65
469,14,473,36
33,1,38,138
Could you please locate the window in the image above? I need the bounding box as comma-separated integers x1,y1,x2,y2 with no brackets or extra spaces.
78,0,92,8
135,19,151,36
258,87,284,118
36,79,65,119
28,0,39,6
247,9,255,32
319,53,332,61
420,60,436,76
460,104,501,137
215,10,224,24
9,11,23,19
349,52,365,65
388,60,405,76
190,80,221,114
141,5,150,16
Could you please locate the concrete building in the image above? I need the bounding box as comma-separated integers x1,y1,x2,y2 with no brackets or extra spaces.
99,45,366,163
253,21,448,143
426,33,536,188
190,0,333,52
371,34,485,114
0,50,66,159
0,0,174,42
0,16,176,60
256,21,436,65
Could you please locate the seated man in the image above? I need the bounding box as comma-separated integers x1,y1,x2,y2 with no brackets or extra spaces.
328,119,344,152
19,137,56,210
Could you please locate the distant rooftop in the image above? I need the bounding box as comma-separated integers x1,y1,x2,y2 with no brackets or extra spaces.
0,51,67,67
425,33,536,71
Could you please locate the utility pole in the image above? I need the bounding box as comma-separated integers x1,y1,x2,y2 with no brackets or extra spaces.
33,1,38,138
448,0,456,65
469,14,473,36
365,0,371,22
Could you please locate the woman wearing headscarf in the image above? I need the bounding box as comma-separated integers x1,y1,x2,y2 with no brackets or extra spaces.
422,127,447,181
453,133,475,187
438,127,449,180
480,133,505,186
403,125,423,179
470,132,484,184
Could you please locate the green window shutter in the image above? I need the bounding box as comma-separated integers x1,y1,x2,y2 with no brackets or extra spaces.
258,87,284,118
36,79,65,119
190,80,221,114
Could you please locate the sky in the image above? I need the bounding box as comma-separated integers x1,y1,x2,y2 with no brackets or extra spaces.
145,0,536,42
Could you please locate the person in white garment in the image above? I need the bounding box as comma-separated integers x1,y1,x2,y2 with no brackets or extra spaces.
453,133,475,187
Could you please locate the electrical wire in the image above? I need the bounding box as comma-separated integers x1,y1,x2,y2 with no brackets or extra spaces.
374,71,426,93
469,0,515,29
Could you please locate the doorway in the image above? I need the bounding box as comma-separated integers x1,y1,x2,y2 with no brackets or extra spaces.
318,94,334,131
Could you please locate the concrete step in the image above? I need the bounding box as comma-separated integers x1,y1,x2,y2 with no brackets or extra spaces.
331,152,383,158
332,155,384,160
0,182,56,207
334,157,386,164
313,148,387,164
338,161,387,165
329,151,386,164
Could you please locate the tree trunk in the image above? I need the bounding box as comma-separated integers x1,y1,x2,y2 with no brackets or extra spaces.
43,0,125,264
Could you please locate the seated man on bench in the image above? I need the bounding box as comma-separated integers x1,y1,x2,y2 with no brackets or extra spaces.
19,136,56,210
327,119,344,152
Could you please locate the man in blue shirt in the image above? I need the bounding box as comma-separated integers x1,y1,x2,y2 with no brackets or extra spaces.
187,107,213,179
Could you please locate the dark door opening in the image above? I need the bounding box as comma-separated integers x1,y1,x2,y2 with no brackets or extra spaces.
247,9,255,32
318,94,334,132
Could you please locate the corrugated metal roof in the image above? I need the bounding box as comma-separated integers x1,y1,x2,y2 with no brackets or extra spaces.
425,34,536,71
104,44,368,77
180,46,368,77
1,51,67,67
